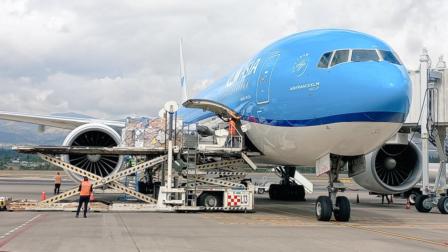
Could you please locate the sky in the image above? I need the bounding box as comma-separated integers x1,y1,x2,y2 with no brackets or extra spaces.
0,0,447,119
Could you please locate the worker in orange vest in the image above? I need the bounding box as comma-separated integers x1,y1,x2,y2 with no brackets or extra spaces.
228,119,237,136
76,176,93,218
54,172,62,195
228,119,239,147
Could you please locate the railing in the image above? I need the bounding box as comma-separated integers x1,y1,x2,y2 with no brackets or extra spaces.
182,122,243,152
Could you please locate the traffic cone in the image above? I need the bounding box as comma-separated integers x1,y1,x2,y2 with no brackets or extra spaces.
41,192,46,201
356,194,360,204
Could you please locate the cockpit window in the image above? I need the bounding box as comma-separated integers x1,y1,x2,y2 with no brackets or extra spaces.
318,51,333,68
330,50,349,67
351,49,379,62
379,50,402,65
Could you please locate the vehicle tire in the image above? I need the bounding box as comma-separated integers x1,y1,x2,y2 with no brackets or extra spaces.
315,196,332,221
334,196,351,222
200,193,220,207
415,194,432,213
258,188,265,194
437,196,448,214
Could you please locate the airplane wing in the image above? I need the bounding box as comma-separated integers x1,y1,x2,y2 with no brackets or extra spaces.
0,111,125,130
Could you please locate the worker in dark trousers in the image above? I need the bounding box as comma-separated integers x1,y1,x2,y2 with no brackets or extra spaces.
54,172,62,194
76,176,93,218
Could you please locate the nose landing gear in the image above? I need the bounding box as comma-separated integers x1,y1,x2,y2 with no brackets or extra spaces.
315,155,351,222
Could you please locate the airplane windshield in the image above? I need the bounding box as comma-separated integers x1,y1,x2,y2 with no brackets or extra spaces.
318,51,333,68
379,50,402,65
318,49,403,68
330,50,349,67
351,49,379,62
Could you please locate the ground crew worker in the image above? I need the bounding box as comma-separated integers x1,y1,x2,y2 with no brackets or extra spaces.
228,119,237,136
54,172,62,194
76,176,93,218
227,119,239,147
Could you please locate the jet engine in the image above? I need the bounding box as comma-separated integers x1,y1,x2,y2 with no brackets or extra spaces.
350,141,422,194
62,123,123,182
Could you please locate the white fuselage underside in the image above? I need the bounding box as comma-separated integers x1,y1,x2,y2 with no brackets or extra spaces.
244,121,402,166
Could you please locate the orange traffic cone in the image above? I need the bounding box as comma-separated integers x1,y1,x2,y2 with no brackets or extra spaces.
41,192,46,201
90,193,95,202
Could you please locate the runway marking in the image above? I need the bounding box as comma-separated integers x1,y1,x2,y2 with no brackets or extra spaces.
257,206,448,249
0,214,45,249
336,223,448,248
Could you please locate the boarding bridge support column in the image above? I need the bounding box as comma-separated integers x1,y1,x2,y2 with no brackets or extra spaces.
420,49,430,195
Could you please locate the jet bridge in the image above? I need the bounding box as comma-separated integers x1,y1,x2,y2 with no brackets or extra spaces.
403,50,448,214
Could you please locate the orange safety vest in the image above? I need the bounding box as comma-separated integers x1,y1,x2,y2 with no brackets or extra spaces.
80,181,92,196
228,120,237,136
55,175,62,184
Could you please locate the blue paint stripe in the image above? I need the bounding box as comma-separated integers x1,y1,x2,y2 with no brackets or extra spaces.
183,111,405,127
242,112,406,127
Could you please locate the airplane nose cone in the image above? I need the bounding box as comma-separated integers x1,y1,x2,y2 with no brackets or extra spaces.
345,62,411,121
375,64,411,118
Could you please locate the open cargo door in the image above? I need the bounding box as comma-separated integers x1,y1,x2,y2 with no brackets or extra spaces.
182,99,241,121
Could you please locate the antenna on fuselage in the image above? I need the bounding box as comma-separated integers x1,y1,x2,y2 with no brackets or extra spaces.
179,38,188,103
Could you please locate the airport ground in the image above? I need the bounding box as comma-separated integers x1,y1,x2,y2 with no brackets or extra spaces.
1,171,448,251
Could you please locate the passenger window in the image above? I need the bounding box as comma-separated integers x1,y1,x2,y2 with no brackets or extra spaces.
351,50,379,62
330,50,349,67
318,52,333,68
379,50,402,65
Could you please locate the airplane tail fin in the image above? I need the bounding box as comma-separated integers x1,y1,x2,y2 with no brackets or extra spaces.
180,38,188,103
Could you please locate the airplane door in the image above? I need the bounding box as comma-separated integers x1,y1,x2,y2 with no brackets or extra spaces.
256,52,280,104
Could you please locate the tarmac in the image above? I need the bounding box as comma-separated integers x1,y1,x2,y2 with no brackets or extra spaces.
1,172,448,252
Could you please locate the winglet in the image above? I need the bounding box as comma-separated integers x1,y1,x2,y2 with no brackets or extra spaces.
180,38,188,103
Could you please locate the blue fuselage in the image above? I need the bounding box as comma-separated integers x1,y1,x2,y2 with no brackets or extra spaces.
179,29,411,165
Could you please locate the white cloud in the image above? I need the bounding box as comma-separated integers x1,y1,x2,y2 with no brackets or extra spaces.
0,0,446,119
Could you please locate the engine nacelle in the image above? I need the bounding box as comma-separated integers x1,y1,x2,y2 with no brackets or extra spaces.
350,141,422,194
62,123,123,182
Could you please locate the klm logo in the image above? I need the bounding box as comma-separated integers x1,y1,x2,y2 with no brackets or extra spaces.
293,53,309,77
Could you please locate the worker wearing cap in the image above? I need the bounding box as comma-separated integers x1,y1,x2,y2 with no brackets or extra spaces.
54,172,62,195
76,176,93,218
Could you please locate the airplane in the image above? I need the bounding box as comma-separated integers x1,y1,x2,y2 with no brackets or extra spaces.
0,29,422,222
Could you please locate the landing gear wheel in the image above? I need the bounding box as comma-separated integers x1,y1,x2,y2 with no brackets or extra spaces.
315,196,333,221
269,184,279,200
415,194,432,213
408,191,420,205
437,196,448,214
268,184,305,201
333,196,351,222
258,188,265,194
292,185,306,201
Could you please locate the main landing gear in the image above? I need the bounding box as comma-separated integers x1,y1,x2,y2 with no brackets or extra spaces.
315,157,351,222
269,166,306,201
415,194,448,214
